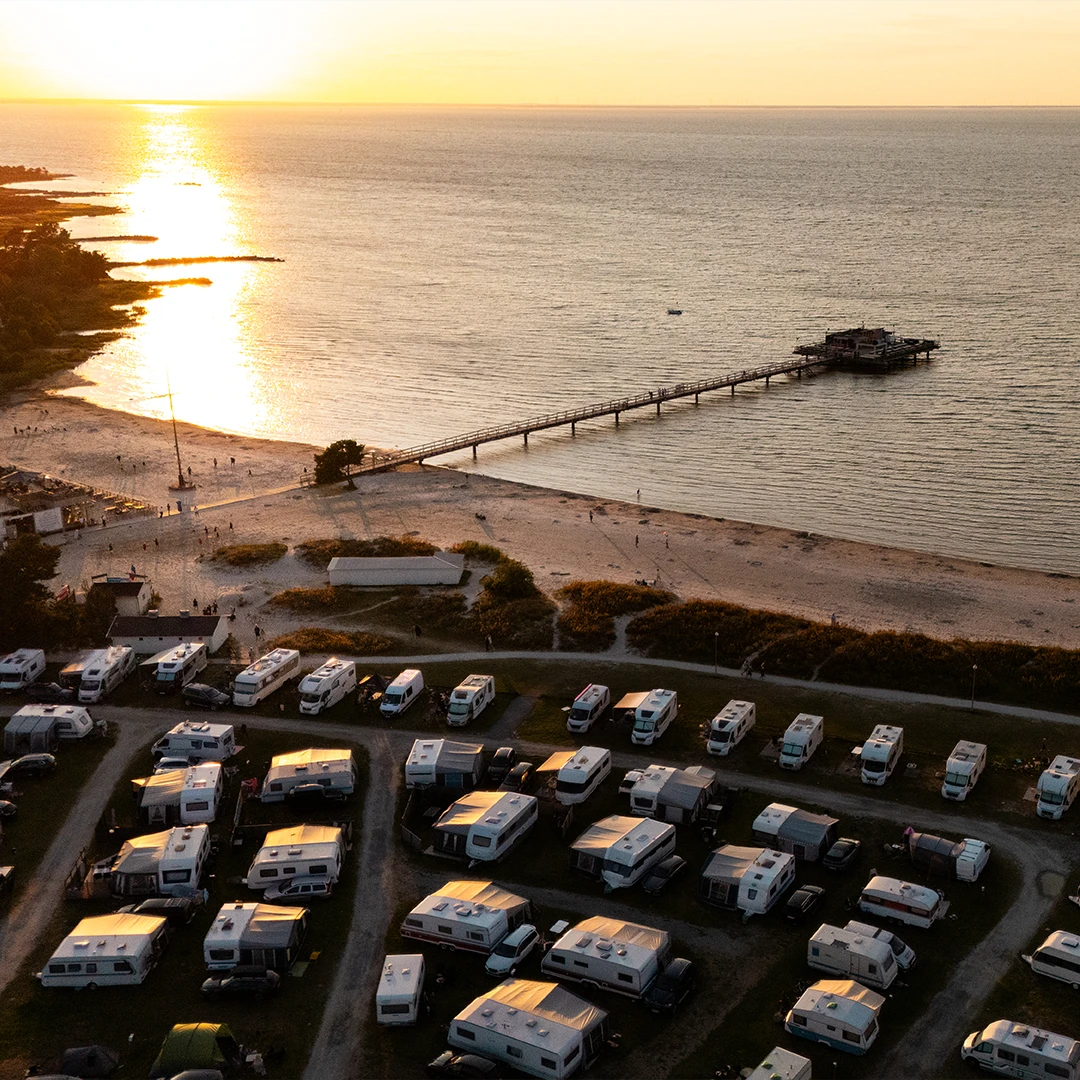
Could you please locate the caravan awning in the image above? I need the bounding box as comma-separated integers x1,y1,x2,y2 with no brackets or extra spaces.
264,824,343,849
435,791,518,830
436,881,530,912
113,831,171,875
572,916,669,953
487,978,608,1032
701,845,761,883
779,809,838,846
270,747,352,770
659,768,716,810
135,770,185,808
243,904,307,947
570,816,639,854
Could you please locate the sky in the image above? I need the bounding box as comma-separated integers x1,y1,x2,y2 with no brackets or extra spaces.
0,0,1077,106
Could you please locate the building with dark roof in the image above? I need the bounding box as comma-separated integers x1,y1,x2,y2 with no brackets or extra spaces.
107,612,228,654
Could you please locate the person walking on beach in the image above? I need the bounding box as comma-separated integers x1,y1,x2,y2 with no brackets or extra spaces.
254,623,262,641
635,535,639,547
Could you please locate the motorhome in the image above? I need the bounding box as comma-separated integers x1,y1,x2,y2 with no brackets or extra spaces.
260,748,356,802
699,845,796,917
860,725,904,785
857,876,949,929
400,880,532,954
203,901,308,971
745,1047,812,1080
942,740,988,801
232,648,301,707
38,913,167,988
555,747,612,806
706,699,756,756
448,978,609,1080
152,720,236,762
11,704,98,740
779,714,823,770
134,762,223,826
377,954,426,1026
446,674,496,726
380,669,424,717
77,646,136,704
807,924,898,990
569,815,676,891
907,832,990,882
844,920,916,971
154,643,208,694
962,1021,1080,1080
751,803,839,862
631,689,677,746
1024,931,1080,990
404,738,485,791
298,658,356,715
109,824,210,898
1036,756,1080,820
433,791,539,865
567,684,611,733
785,979,884,1056
629,764,718,825
245,825,344,890
541,916,671,997
0,648,45,691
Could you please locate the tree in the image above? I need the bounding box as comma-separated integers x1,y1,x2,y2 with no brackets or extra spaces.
0,533,60,649
313,440,365,487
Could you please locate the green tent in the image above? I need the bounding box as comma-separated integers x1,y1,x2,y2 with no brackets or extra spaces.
148,1023,240,1078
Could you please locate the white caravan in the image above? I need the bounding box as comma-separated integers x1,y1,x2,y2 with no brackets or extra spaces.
569,815,676,891
298,658,356,715
260,748,356,802
380,669,424,717
433,791,539,865
152,720,236,761
631,689,678,746
446,674,496,726
1024,931,1080,990
203,901,309,971
808,923,898,990
404,738,485,790
109,824,210,898
179,763,223,824
779,714,823,770
542,916,670,997
785,979,884,1057
844,920,916,971
245,824,345,889
942,740,988,801
860,724,904,785
400,880,532,954
13,704,98,739
78,646,136,704
746,1048,812,1080
858,876,949,929
154,642,208,694
233,648,301,706
700,845,795,914
566,684,610,733
706,699,756,756
555,747,612,806
1036,756,1080,820
962,1021,1080,1080
38,913,167,988
0,648,46,691
377,954,426,1025
629,764,719,825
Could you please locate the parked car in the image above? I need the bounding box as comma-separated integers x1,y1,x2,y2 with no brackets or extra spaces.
641,854,687,895
823,837,861,872
498,762,534,793
487,746,517,787
201,966,281,997
154,756,198,774
181,683,231,711
285,782,348,803
619,769,645,795
642,957,696,1014
427,1052,500,1078
484,923,540,977
23,682,75,704
263,877,333,902
118,896,201,926
784,884,826,924
6,753,56,777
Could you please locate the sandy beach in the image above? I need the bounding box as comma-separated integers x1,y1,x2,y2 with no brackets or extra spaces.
2,381,1078,653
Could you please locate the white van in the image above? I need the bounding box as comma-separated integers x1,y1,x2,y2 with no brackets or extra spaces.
808,923,898,990
706,700,755,756
377,954,425,1026
962,1021,1080,1080
779,714,823,770
858,876,949,929
13,704,98,739
298,658,356,715
154,643,208,694
942,740,987,801
631,689,677,746
1024,931,1080,990
1036,756,1080,820
860,725,904,785
567,684,610,733
78,646,136,704
0,648,46,691
554,746,612,805
381,669,425,717
446,674,496,726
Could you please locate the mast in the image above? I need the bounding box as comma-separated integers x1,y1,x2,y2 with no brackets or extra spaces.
166,373,194,491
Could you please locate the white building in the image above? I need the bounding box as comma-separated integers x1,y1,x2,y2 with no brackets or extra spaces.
107,612,228,654
328,552,465,586
39,913,168,988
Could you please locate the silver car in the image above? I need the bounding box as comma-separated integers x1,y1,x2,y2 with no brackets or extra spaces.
484,923,539,977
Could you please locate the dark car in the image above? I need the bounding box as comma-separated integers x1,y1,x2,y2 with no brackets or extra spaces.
498,762,534,794
823,837,861,872
201,966,281,997
7,753,56,776
23,682,75,704
118,895,201,926
784,884,826,924
0,801,16,819
181,683,231,711
642,957,696,1014
641,854,687,895
427,1051,500,1078
487,746,517,786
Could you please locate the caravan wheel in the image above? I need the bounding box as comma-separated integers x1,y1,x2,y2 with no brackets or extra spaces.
1072,981,1079,991
86,982,98,991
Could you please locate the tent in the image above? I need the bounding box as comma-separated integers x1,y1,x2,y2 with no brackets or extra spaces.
3,711,59,755
908,831,965,876
58,1045,120,1077
148,1023,240,1078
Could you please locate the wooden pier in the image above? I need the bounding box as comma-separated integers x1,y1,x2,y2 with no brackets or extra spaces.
794,327,939,368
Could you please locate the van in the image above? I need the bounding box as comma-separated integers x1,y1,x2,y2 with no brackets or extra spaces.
380,669,424,717
154,643,208,694
554,746,612,805
962,1020,1080,1080
298,658,356,716
567,684,610,733
0,649,46,691
1024,931,1080,990
1036,756,1080,820
78,646,136,704
779,714,823,770
942,740,987,801
859,725,904,785
13,704,98,739
857,876,949,929
807,923,898,990
631,689,677,746
446,674,496,726
706,700,755,756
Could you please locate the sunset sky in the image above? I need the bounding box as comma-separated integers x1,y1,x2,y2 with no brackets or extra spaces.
0,0,1077,106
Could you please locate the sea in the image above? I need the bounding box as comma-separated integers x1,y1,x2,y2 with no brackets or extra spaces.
2,104,1079,574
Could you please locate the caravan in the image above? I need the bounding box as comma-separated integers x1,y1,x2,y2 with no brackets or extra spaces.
38,913,168,988
859,725,904,785
404,738,485,791
699,846,796,916
245,825,344,889
203,902,308,971
179,763,224,824
152,720,236,762
542,916,670,997
109,824,211,898
154,643,208,694
12,704,98,739
844,921,916,971
232,648,301,706
1025,931,1080,990
260,748,356,802
0,648,46,691
962,1021,1080,1080
942,740,987,801
807,924,898,990
433,791,539,864
566,684,610,733
569,815,676,891
785,979,884,1056
629,765,719,825
706,700,756,756
779,714,823,770
858,876,949,929
631,689,678,746
446,674,496,726
746,1048,812,1080
400,880,532,954
377,954,426,1026
380,669,424,717
751,803,838,862
298,658,356,715
78,646,136,703
1036,756,1080,820
555,747,612,806
135,762,223,826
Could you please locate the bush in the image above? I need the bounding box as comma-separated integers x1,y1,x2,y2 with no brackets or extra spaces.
267,627,393,655
393,590,470,632
295,535,437,570
480,559,540,601
210,543,287,567
469,594,556,650
266,586,357,613
449,541,508,565
557,580,675,651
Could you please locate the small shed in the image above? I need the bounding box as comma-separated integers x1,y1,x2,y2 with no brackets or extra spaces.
328,552,465,586
3,711,59,754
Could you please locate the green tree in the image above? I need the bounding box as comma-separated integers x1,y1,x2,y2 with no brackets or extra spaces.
313,440,366,487
0,533,60,649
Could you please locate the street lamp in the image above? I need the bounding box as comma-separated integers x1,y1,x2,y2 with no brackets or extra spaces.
714,631,719,676
970,664,978,710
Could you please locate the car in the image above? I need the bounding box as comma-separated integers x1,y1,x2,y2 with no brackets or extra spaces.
642,957,696,1014
181,683,231,711
498,762,534,793
153,756,198,775
201,965,281,997
0,801,16,819
484,923,540,977
641,854,687,895
23,681,75,704
426,1051,500,1078
263,877,333,902
6,753,56,777
784,884,826,924
285,782,347,803
619,769,645,795
487,746,517,787
118,895,201,926
823,837,861,872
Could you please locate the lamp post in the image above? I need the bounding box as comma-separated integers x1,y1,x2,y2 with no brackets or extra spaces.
970,664,978,710
714,631,719,676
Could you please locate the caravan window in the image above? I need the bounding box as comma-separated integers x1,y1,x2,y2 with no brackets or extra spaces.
455,1027,475,1041
566,1047,580,1064
1046,1065,1071,1078
162,869,191,883
617,973,633,984
506,1046,523,1059
405,918,423,929
842,1030,860,1044
67,963,82,972
550,954,566,964
86,963,97,974
48,964,65,974
187,800,210,812
473,836,492,848
790,1014,807,1027
541,1057,557,1070
467,932,484,942
309,864,328,875
114,961,133,974
259,868,279,878
438,924,452,934
283,867,297,876
573,960,589,969
210,949,235,961
381,1003,411,1015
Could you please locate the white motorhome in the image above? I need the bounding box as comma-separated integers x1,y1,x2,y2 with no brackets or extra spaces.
109,824,210,898
38,913,167,988
446,674,496,726
706,699,756,756
629,764,718,825
203,901,308,971
404,738,485,791
631,689,677,746
380,669,424,717
400,880,532,954
746,1048,812,1080
569,815,676,891
152,720,236,762
1024,931,1080,990
153,642,208,694
779,714,823,770
433,791,539,865
567,684,610,733
844,920,916,971
808,923,898,990
541,916,670,997
962,1021,1080,1080
78,646,136,703
942,740,987,801
1037,756,1080,820
260,748,356,802
555,747,612,806
377,954,426,1025
245,824,344,890
233,648,301,707
785,979,884,1057
699,845,796,916
0,648,46,691
858,876,949,929
298,658,356,715
13,703,99,739
860,724,904,785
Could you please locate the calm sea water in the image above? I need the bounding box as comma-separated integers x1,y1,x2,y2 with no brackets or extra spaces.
3,105,1079,573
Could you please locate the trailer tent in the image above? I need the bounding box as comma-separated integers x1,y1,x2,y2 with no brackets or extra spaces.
148,1023,241,1079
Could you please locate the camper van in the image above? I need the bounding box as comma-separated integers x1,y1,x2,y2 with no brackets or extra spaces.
844,920,916,971
260,748,356,802
380,669,424,717
555,747,612,805
942,740,987,801
567,684,611,733
542,916,671,997
1036,756,1080,820
807,924,898,990
78,646,136,704
400,880,532,954
298,658,356,715
232,648,301,707
569,815,677,891
1025,931,1080,990
433,791,539,865
631,689,678,746
12,704,99,739
0,648,46,691
245,825,344,890
962,1021,1080,1080
706,699,756,756
154,643,208,694
779,714,823,770
857,876,949,929
38,913,168,988
785,979,884,1056
859,725,904,785
377,954,426,1026
152,720,236,762
446,674,496,726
